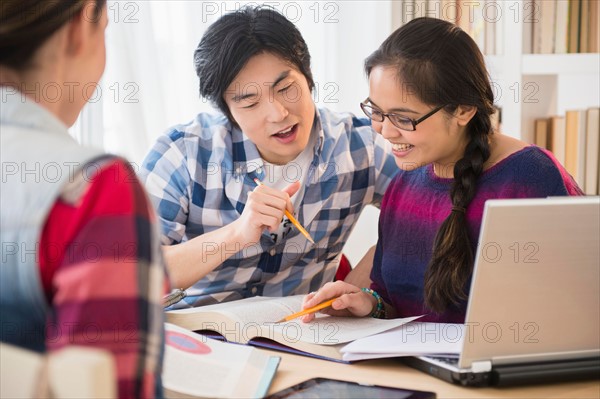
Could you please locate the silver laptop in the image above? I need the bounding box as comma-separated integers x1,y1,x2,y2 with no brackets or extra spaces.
404,197,600,386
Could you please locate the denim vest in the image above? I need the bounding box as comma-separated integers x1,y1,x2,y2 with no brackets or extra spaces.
1,88,104,352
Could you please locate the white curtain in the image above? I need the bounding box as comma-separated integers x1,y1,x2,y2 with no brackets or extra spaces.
94,0,395,165
100,1,217,165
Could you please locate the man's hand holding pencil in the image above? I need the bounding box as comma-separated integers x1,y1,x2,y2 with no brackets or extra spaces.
252,179,315,244
230,179,303,245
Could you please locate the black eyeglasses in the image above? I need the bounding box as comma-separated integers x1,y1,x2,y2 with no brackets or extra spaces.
360,99,447,131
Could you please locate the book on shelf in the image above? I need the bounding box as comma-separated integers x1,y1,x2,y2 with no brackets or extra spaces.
340,322,463,362
568,0,582,53
532,108,600,195
162,323,280,399
534,118,549,150
491,106,502,132
494,0,504,55
580,0,590,53
484,0,496,55
470,0,486,52
565,110,587,189
398,0,598,54
428,0,443,19
584,108,600,195
555,0,570,54
441,0,457,23
522,4,534,54
529,0,600,54
415,0,427,18
533,0,556,54
549,115,567,165
166,295,420,363
590,0,600,53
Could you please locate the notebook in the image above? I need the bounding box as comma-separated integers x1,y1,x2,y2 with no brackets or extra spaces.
404,197,600,386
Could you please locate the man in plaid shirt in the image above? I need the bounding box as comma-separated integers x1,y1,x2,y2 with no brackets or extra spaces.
140,6,397,308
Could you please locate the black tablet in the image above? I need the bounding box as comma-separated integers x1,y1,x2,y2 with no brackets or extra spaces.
266,377,436,399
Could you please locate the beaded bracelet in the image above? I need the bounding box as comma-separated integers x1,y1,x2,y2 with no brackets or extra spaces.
361,287,386,319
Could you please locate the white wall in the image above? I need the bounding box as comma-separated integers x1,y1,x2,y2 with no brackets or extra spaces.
342,205,380,267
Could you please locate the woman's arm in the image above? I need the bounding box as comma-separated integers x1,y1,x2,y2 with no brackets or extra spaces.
343,245,375,288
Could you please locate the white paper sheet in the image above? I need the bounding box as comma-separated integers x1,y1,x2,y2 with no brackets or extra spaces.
341,322,464,361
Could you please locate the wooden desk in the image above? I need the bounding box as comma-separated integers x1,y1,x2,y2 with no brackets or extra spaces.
262,350,600,398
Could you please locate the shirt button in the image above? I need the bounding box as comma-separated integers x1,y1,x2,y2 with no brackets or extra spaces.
256,167,263,174
251,286,258,295
269,248,276,256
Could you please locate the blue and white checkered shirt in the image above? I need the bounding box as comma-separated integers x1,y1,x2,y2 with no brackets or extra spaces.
140,107,397,308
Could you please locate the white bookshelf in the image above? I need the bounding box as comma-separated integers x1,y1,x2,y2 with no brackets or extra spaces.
486,1,599,142
521,53,600,75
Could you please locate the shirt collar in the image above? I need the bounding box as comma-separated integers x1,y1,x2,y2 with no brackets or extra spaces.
230,124,264,176
311,108,325,161
0,86,70,138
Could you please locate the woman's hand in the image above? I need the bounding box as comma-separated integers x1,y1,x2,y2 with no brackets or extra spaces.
301,281,377,322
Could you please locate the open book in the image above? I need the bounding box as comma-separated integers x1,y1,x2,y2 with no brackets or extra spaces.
340,322,464,362
163,323,280,399
166,295,419,362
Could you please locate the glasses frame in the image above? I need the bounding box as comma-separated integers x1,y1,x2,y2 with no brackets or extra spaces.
360,99,447,131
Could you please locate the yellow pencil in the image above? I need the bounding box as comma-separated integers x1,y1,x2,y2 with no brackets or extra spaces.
277,298,338,323
253,178,315,244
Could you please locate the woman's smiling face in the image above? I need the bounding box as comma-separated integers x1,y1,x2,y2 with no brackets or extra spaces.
367,65,470,177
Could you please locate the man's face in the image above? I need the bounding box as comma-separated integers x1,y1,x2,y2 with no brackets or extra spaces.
224,52,315,165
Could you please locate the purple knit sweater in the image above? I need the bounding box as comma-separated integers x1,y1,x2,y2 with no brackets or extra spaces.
370,146,583,323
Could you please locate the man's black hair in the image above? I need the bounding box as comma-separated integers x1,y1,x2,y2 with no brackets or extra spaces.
194,6,314,121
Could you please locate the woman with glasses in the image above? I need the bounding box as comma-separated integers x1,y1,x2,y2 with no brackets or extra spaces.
302,17,582,323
